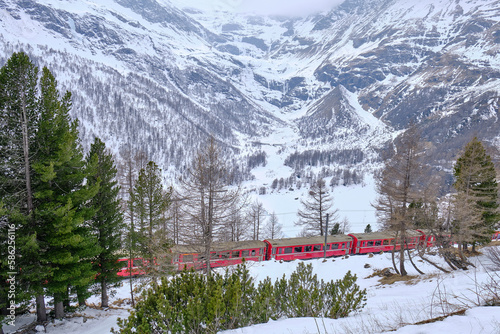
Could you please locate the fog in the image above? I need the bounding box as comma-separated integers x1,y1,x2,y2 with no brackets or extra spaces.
237,0,344,16
168,0,345,17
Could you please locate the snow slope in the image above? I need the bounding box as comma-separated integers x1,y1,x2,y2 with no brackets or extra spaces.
5,244,500,334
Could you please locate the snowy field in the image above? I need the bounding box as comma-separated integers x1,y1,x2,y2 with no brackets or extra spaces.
4,244,500,334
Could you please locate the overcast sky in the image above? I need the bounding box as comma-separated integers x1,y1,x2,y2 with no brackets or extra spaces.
169,0,345,17
236,0,344,16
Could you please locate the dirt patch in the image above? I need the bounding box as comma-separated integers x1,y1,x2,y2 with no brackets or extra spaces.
366,268,418,285
414,309,467,325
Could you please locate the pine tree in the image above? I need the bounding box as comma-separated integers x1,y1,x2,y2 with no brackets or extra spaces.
0,51,38,215
330,223,341,235
31,68,99,318
453,137,499,253
86,137,124,308
0,52,42,321
132,161,171,259
364,224,372,233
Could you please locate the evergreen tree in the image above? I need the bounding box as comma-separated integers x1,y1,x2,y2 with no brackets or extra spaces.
0,52,42,321
364,224,372,233
0,53,100,321
31,68,99,318
453,137,499,252
86,137,124,308
0,51,38,215
132,161,171,277
330,222,342,235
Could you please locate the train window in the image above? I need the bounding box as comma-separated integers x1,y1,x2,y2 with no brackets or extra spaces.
251,249,256,256
375,240,381,246
232,251,240,258
183,255,193,263
331,243,339,250
210,252,218,259
133,259,141,267
242,250,249,257
119,261,128,268
220,252,230,259
383,240,389,245
313,245,322,251
305,246,312,252
294,246,303,253
284,247,293,254
367,241,374,247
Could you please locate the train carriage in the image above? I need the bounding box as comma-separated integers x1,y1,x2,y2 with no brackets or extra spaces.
348,232,394,254
264,235,353,261
348,230,423,255
171,240,267,271
117,258,147,277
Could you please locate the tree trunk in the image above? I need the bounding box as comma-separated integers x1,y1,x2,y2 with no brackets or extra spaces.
129,270,135,307
54,296,64,319
399,245,407,276
77,287,86,307
21,91,33,214
101,280,109,308
63,287,70,309
406,248,424,275
36,294,47,322
391,248,400,275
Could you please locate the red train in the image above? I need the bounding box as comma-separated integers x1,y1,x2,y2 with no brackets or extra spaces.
117,230,500,276
116,230,446,276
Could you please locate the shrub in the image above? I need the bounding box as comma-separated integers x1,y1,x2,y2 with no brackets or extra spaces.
113,262,367,333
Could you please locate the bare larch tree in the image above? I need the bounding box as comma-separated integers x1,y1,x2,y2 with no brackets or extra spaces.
178,137,242,274
296,178,338,236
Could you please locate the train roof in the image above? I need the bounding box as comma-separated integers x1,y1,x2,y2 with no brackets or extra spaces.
348,230,422,241
265,234,352,247
171,240,266,254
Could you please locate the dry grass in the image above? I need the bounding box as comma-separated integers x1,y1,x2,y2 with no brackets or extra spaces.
413,309,466,325
365,267,418,285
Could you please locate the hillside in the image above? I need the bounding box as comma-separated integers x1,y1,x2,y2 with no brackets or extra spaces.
1,0,499,194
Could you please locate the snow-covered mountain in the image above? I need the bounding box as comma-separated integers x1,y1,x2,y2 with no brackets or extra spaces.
1,0,499,191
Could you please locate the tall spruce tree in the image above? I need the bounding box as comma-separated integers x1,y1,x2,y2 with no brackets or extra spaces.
0,52,43,321
132,161,171,272
86,137,124,308
0,53,100,321
453,137,499,252
31,67,99,318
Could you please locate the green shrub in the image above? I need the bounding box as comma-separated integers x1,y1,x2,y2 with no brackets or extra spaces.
113,262,367,333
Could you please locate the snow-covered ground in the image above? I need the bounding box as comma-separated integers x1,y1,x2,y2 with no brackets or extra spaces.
5,244,500,334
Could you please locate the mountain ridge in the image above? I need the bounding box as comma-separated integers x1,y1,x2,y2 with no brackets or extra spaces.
1,0,499,192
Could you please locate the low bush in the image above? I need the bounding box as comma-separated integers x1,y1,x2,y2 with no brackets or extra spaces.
113,262,367,334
